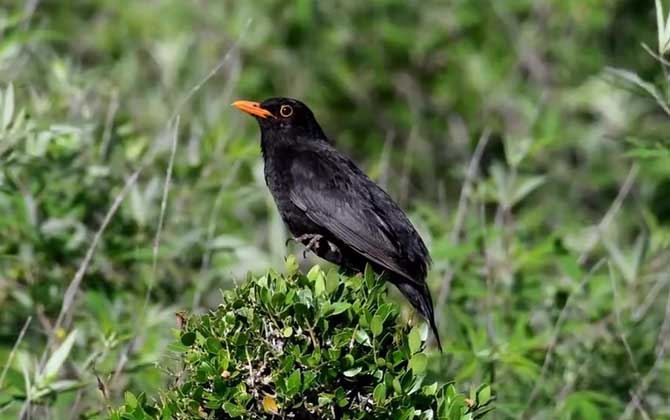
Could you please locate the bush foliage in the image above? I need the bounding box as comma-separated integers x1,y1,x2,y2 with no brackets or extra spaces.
2,1,670,419
111,258,492,419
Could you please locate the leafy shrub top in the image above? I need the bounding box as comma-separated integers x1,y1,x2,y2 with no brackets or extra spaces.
111,257,492,419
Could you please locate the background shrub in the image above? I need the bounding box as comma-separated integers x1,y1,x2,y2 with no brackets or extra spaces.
1,1,669,419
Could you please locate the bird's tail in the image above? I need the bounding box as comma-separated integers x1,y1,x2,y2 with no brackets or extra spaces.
394,280,443,352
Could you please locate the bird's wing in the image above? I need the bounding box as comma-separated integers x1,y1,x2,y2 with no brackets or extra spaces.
288,149,421,285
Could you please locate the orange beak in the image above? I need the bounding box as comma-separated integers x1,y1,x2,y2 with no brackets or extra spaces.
231,100,275,119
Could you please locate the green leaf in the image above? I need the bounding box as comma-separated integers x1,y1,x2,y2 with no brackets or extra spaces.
422,383,438,396
371,315,384,336
511,175,545,206
354,329,371,347
373,383,386,404
314,272,325,296
205,337,220,353
326,269,340,294
181,331,196,346
408,353,427,375
124,391,138,408
42,329,78,383
222,402,247,417
318,393,333,407
2,83,14,130
306,264,322,282
477,384,491,405
285,255,299,275
343,367,362,377
286,370,301,395
606,67,670,116
323,302,351,317
408,326,422,354
392,377,402,394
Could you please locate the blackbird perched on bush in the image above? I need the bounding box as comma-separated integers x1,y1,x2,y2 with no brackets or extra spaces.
233,97,441,351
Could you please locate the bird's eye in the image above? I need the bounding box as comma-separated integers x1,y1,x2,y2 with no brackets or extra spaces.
279,105,293,118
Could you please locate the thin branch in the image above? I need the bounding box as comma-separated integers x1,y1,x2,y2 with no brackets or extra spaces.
629,392,653,420
37,167,144,374
167,18,251,124
608,262,640,377
435,128,491,317
0,316,31,387
100,89,119,159
143,115,180,313
578,164,639,265
521,258,607,417
619,273,670,420
108,20,252,394
192,161,242,309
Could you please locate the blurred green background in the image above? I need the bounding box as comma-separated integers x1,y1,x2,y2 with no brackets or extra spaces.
1,0,670,418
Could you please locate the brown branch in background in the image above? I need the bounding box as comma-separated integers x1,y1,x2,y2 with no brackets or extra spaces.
192,161,242,309
37,167,144,371
0,316,32,388
142,115,180,314
100,89,119,159
608,263,641,378
435,128,490,318
108,20,251,398
521,258,606,418
26,166,144,420
578,164,639,265
619,272,670,420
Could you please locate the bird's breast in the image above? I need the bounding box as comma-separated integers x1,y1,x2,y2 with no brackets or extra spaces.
262,155,317,236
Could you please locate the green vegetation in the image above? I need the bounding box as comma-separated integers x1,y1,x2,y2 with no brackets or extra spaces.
1,1,670,419
111,260,492,419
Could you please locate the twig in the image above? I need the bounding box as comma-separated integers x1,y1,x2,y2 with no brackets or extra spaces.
619,273,670,420
37,167,144,373
167,18,251,124
608,262,640,377
629,392,653,420
192,161,242,309
100,89,119,159
142,115,180,314
110,19,252,392
578,164,639,265
110,336,137,391
24,165,144,420
21,0,41,29
435,128,491,317
633,276,669,321
0,316,31,387
521,258,607,417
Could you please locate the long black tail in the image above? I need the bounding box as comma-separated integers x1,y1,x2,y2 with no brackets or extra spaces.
394,280,443,352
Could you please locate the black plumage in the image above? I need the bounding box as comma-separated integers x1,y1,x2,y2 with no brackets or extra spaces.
233,97,441,351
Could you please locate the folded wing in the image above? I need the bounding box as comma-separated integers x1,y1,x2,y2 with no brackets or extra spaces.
288,149,426,285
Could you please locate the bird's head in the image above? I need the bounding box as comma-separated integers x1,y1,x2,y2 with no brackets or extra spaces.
232,97,326,141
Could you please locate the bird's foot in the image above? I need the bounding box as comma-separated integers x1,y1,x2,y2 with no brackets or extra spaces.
302,234,323,258
286,233,317,247
285,233,324,258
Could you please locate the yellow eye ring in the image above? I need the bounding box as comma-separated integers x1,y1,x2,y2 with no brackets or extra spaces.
280,105,293,118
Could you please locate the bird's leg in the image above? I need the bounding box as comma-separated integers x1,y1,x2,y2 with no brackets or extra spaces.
302,234,323,258
285,233,325,257
286,233,319,247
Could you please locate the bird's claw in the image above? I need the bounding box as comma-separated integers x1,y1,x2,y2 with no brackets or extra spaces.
286,233,324,258
302,234,323,258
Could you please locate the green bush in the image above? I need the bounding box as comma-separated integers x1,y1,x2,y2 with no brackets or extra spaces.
110,257,492,419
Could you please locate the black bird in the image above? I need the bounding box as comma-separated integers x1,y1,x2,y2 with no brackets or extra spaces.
233,97,441,351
